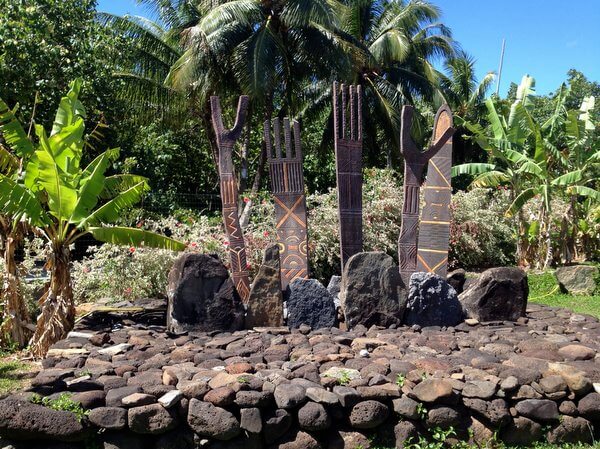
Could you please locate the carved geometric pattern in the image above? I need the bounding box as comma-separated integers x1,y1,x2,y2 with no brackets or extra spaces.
398,105,455,287
417,105,454,278
266,118,309,291
333,82,363,271
211,95,251,303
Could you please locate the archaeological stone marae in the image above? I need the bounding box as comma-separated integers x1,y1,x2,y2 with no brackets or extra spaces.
2,88,599,449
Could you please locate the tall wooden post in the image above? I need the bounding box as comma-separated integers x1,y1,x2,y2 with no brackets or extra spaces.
398,105,454,286
210,95,251,302
333,82,363,271
416,105,454,278
265,118,309,291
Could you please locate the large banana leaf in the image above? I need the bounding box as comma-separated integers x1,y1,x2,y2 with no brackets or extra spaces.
567,185,600,201
88,226,186,251
100,174,148,200
35,146,78,220
0,99,34,159
51,79,86,136
507,102,533,145
69,151,112,223
0,144,19,175
451,163,495,178
471,171,511,188
82,181,148,227
484,99,506,141
505,187,537,218
0,175,49,226
551,170,582,186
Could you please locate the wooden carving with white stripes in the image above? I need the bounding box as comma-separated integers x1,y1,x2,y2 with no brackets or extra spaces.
265,118,309,291
211,95,251,303
416,105,454,278
398,105,454,286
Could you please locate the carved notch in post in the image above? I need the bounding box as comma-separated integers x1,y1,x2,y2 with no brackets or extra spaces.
416,105,454,278
398,105,454,287
333,82,363,271
210,95,251,303
265,118,309,291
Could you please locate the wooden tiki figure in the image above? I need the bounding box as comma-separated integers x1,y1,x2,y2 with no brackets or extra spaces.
398,105,454,286
416,105,454,278
210,95,251,302
265,118,309,290
333,82,363,271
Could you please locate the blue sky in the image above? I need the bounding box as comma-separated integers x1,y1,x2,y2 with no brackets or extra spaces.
97,0,600,96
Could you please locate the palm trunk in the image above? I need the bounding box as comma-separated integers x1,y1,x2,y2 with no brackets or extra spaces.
30,244,74,358
239,98,272,229
0,225,32,347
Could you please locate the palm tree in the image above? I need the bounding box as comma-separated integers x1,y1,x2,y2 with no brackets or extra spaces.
438,51,495,169
304,0,456,166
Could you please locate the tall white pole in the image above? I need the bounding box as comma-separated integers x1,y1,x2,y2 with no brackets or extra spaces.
496,38,506,96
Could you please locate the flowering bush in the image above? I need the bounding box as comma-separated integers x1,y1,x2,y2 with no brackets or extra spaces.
450,188,516,269
71,170,524,302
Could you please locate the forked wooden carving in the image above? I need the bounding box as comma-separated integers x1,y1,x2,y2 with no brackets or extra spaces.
211,95,251,302
398,105,454,286
417,105,454,278
333,82,363,271
265,118,309,291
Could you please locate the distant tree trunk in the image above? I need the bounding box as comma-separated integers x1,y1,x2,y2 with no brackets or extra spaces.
239,98,272,229
30,243,74,358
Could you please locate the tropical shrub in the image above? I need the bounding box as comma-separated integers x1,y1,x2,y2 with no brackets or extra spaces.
450,188,516,269
72,170,522,303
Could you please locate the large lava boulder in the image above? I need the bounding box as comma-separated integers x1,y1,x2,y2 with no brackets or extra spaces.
167,253,244,333
287,278,336,329
246,245,285,328
404,272,463,327
555,265,598,296
459,267,528,322
340,252,407,328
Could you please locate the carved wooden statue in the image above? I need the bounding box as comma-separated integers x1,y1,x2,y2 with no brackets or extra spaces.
398,105,454,286
417,105,454,278
333,82,363,271
210,95,251,302
265,118,309,291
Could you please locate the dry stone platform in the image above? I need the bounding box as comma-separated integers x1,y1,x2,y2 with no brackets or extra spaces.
1,303,600,448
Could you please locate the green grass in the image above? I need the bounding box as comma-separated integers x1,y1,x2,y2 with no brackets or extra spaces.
0,359,35,396
528,270,600,318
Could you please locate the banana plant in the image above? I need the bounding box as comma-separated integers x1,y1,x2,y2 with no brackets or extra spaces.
0,80,185,357
452,76,600,267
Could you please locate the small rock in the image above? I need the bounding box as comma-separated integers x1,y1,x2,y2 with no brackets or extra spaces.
122,393,156,407
158,390,183,408
88,407,127,430
411,379,453,403
187,398,240,440
577,392,600,420
274,383,307,409
349,400,389,429
515,399,559,422
128,404,178,435
557,344,596,361
98,343,131,356
297,402,331,431
240,408,262,434
547,416,594,444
